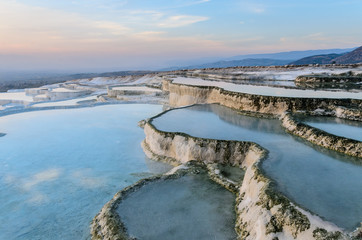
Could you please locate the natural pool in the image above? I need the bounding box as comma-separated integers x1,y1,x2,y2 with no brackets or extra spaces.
117,172,237,240
0,104,173,240
294,115,362,141
152,104,362,231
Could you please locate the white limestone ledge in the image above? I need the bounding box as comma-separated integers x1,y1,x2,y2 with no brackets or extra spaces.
142,116,350,240
162,78,362,121
281,113,362,158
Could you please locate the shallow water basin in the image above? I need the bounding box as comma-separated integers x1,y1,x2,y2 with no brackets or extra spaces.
117,171,237,240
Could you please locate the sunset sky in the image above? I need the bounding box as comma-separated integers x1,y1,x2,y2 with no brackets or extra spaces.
1,0,361,71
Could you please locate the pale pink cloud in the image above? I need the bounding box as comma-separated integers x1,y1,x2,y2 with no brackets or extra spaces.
157,15,209,28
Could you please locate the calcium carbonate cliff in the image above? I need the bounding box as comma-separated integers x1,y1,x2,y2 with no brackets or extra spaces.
163,79,362,121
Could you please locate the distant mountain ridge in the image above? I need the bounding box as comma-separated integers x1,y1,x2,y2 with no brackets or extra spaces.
291,46,362,65
333,46,362,64
290,54,344,65
225,48,356,61
162,47,358,70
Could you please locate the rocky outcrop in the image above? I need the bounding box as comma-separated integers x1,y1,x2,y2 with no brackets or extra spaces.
163,79,361,120
294,81,361,90
295,75,362,84
334,106,362,121
294,73,362,90
108,86,162,98
142,117,346,240
281,113,362,158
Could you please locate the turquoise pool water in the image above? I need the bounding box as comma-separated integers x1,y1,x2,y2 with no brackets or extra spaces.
117,172,237,240
295,115,362,141
152,104,362,231
0,104,172,240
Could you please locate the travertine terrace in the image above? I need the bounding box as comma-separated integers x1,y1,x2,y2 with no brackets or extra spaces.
90,65,362,240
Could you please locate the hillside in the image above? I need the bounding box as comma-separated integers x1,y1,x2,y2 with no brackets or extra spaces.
184,58,291,69
290,54,344,65
291,46,362,65
225,48,355,61
333,46,362,64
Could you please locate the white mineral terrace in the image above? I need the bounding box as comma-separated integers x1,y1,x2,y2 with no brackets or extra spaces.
227,67,362,80
172,77,362,99
50,87,81,93
31,95,98,108
111,86,161,92
77,75,157,86
0,91,34,102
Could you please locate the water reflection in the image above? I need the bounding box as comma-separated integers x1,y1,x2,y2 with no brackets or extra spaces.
0,104,172,240
293,114,362,141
